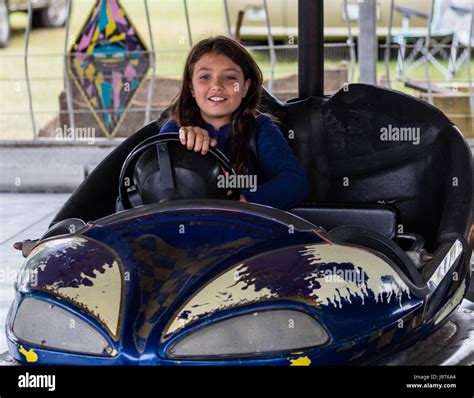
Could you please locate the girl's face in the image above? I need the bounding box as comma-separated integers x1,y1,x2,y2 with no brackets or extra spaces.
190,53,251,129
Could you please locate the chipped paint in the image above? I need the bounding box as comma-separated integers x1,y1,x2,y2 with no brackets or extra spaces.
301,244,411,307
376,328,397,350
21,236,125,340
290,356,311,366
368,329,383,342
165,243,412,338
336,342,355,352
434,278,467,325
18,346,38,363
29,237,88,257
44,260,122,338
351,350,366,360
165,263,279,336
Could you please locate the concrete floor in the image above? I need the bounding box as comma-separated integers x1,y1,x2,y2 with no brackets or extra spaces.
0,193,71,353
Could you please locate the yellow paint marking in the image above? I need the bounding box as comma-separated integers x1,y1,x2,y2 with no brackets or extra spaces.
19,346,38,363
290,356,311,366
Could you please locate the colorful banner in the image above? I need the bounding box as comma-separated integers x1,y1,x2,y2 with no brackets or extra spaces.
68,0,150,137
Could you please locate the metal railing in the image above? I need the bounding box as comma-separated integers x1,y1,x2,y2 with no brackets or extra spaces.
1,0,472,142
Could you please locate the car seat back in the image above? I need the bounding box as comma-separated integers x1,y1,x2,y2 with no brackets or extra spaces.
263,84,473,252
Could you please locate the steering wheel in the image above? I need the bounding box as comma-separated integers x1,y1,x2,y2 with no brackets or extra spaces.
119,133,238,209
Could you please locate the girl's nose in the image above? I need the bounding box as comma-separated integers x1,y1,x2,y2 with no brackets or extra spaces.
211,77,224,90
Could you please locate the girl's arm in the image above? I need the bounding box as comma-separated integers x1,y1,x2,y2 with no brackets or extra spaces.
159,119,179,133
241,116,308,210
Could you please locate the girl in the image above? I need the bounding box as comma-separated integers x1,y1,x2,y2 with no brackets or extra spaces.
160,36,308,210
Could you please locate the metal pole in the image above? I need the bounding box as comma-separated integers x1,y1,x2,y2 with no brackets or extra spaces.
183,0,192,46
223,0,232,36
263,0,275,92
424,0,435,105
24,0,36,138
63,0,75,133
384,0,395,88
343,0,356,83
358,0,377,84
144,0,156,124
298,0,324,98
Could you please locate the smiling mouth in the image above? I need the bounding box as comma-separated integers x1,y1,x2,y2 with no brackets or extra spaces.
208,96,227,103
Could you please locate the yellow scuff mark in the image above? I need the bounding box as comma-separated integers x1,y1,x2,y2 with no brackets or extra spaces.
19,346,38,363
44,260,122,338
290,356,311,366
106,347,118,357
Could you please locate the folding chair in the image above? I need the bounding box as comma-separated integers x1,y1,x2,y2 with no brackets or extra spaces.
448,0,474,76
392,0,458,80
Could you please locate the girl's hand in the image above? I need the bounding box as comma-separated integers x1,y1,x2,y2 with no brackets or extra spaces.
179,126,217,155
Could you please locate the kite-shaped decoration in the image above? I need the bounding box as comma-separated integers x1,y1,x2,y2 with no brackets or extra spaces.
68,0,150,137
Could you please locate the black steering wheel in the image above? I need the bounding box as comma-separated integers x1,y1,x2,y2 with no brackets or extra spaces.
119,133,238,209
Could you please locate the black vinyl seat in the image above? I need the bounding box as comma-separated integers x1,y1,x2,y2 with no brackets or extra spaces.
265,85,472,253
290,204,397,239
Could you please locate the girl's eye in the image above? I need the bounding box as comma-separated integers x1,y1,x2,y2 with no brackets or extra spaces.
199,75,210,80
226,76,237,80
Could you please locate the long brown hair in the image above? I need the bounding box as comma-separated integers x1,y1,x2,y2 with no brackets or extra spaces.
169,36,263,175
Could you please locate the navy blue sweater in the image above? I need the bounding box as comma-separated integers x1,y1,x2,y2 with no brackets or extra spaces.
159,115,308,210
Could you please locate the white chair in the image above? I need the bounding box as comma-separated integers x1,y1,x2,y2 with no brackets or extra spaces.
393,0,459,80
448,0,474,76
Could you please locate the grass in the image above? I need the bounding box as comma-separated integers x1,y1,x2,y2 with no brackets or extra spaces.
0,0,473,139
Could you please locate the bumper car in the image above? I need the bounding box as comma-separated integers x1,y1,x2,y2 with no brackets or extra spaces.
4,84,473,365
